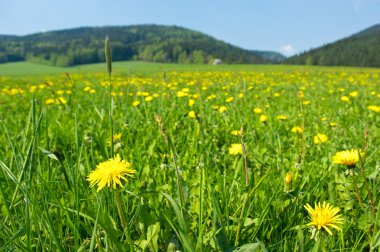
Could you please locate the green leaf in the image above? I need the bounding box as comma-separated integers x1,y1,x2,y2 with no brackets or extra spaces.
231,242,260,252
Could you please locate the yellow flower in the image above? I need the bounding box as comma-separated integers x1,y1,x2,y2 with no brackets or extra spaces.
349,91,358,97
188,111,197,119
226,97,234,103
145,96,153,102
132,101,141,107
341,96,350,102
368,105,380,113
231,130,241,136
276,115,288,120
253,108,263,114
284,172,293,192
259,114,267,123
314,133,328,144
188,99,195,107
303,100,311,105
291,126,303,133
304,202,343,236
113,133,122,142
87,154,136,192
330,122,337,127
177,91,188,97
56,97,67,104
284,172,292,183
45,98,55,105
332,149,362,167
219,106,227,113
229,143,242,155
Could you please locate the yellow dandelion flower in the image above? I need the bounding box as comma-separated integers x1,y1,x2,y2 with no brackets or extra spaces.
56,97,67,104
368,105,380,113
341,96,350,102
132,101,141,107
253,108,263,114
259,114,267,123
177,91,188,97
87,155,136,192
284,172,292,183
330,122,337,127
188,111,197,119
303,100,311,105
145,96,153,102
219,106,227,113
332,149,363,168
349,91,358,97
231,130,241,136
304,202,343,236
284,172,293,192
276,115,288,120
113,133,122,142
45,98,55,105
314,133,328,144
188,99,195,107
226,96,234,103
291,126,303,133
229,143,243,155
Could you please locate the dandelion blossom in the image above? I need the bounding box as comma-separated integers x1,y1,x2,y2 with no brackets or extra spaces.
314,133,328,144
231,130,241,136
87,154,136,192
253,108,263,114
259,114,267,123
229,143,242,155
332,149,362,168
368,105,380,113
188,111,197,119
304,202,343,236
219,106,227,113
132,101,141,107
276,115,288,121
291,126,303,133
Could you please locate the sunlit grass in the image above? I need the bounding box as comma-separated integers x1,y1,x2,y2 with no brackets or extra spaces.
0,65,379,251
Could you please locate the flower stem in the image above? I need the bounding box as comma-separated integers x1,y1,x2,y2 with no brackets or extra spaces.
352,173,364,210
114,190,131,243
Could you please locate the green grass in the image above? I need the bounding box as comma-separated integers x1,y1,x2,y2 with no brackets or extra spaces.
0,63,380,251
1,60,376,77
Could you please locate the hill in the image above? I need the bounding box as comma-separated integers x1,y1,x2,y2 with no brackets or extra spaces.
285,24,380,67
0,25,284,66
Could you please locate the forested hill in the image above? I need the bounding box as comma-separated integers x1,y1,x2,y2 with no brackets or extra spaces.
0,25,285,66
285,24,380,67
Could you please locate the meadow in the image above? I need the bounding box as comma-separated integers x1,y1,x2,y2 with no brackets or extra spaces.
0,61,379,251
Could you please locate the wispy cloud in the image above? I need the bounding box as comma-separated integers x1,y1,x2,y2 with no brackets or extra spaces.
280,45,296,56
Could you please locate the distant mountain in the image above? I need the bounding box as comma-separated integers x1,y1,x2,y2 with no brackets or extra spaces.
0,25,284,66
253,50,286,62
285,24,380,67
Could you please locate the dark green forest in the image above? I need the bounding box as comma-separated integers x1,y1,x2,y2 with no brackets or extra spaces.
0,25,285,66
286,24,380,67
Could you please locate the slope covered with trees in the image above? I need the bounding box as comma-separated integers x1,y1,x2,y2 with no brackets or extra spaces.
0,25,284,66
285,24,380,67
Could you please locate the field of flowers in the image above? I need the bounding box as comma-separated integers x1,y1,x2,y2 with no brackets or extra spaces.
0,64,379,251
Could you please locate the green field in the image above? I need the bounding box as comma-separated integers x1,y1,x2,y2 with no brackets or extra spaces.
0,62,379,251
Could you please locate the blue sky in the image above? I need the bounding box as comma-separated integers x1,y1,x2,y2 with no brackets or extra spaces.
0,0,379,56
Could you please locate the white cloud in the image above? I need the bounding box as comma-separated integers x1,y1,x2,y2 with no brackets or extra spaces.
280,45,296,56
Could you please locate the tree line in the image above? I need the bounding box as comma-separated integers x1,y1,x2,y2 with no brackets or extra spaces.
0,25,268,66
